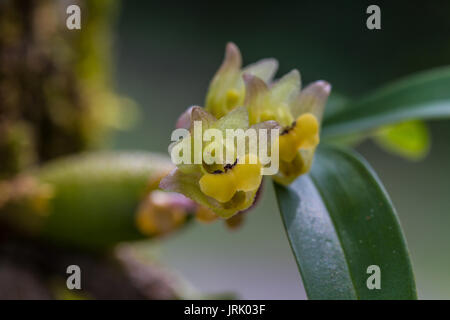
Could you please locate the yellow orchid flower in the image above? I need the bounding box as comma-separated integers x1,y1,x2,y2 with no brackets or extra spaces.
244,72,331,185
205,42,278,119
160,106,274,219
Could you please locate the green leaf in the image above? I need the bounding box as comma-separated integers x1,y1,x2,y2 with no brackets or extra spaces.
373,120,430,160
274,145,417,299
322,66,450,137
323,92,349,120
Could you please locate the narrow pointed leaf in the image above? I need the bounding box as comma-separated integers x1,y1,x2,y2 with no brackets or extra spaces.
323,66,450,137
274,145,417,299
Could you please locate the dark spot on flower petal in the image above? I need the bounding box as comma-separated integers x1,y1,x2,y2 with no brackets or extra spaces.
281,121,296,135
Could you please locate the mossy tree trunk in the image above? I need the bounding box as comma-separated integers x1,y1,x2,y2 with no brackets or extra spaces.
0,0,180,299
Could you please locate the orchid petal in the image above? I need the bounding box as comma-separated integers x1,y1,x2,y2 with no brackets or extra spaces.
243,58,279,84
273,149,314,185
190,106,216,131
244,74,294,126
219,42,242,72
213,106,249,133
291,80,331,122
270,69,301,104
175,106,195,129
160,168,257,219
205,43,243,118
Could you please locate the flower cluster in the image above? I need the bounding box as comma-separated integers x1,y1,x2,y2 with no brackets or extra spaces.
161,43,331,220
160,106,277,219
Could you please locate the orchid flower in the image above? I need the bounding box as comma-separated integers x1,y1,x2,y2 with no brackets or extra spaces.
205,42,278,119
160,106,277,218
244,71,331,184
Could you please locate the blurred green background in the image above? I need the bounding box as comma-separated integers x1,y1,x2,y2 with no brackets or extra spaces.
109,1,450,299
